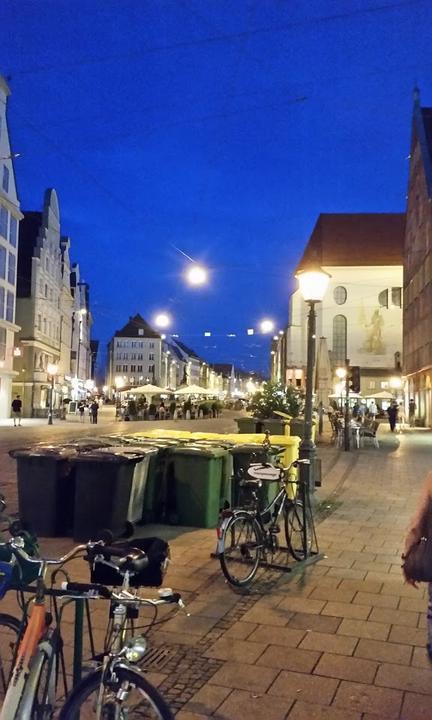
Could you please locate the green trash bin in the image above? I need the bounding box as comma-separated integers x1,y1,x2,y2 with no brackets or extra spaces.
229,443,281,509
235,417,263,433
169,445,228,528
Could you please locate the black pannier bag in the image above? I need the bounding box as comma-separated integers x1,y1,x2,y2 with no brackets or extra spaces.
89,537,170,587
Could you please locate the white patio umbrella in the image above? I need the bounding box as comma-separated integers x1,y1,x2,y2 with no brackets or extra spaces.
174,384,214,395
132,383,167,395
314,336,333,408
365,390,394,400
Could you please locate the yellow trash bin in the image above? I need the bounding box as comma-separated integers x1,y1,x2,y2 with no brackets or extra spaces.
134,429,192,440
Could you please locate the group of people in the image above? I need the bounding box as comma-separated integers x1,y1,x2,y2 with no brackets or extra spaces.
117,397,222,421
77,400,99,424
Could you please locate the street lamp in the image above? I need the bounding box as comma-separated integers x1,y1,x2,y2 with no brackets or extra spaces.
259,319,275,334
154,313,171,329
296,266,330,496
47,362,58,425
184,264,208,286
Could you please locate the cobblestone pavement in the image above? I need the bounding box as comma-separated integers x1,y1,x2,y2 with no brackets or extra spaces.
2,420,430,718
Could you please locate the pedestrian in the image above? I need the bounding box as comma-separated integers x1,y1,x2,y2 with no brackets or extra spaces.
397,404,406,433
352,401,360,420
11,395,22,427
169,399,177,420
368,400,378,420
90,400,99,424
409,398,417,427
211,401,218,419
148,402,157,420
387,401,398,432
158,401,166,420
78,401,85,422
357,403,367,422
402,471,432,661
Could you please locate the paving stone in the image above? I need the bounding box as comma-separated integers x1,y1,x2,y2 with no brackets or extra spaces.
162,613,219,637
176,712,209,720
380,581,423,598
326,568,367,580
354,637,412,665
299,630,358,656
241,605,291,627
399,595,427,613
375,662,432,695
247,624,306,647
222,622,257,640
183,683,231,715
322,601,371,620
277,597,326,615
368,607,419,628
332,680,403,718
388,624,426,646
308,587,356,603
287,700,362,719
411,645,430,668
257,645,321,673
268,670,338,705
204,637,267,664
214,688,293,720
208,662,278,693
339,579,383,594
400,691,432,719
313,652,378,684
288,613,342,634
337,618,390,641
353,591,399,609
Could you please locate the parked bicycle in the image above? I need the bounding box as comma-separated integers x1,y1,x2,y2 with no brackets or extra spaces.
216,456,317,587
0,521,181,719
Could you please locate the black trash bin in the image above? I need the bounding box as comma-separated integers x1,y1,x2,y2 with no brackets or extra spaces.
229,443,281,509
12,447,77,537
73,447,156,541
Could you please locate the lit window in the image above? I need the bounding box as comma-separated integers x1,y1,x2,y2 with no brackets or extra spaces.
138,329,144,336
2,166,9,193
0,207,7,238
333,286,347,305
381,381,389,389
369,380,376,389
123,364,128,372
332,315,347,366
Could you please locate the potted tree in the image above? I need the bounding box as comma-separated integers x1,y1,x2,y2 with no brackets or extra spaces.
242,382,304,436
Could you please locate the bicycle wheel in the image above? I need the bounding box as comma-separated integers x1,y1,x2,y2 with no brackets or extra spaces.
58,666,173,719
0,613,21,700
219,511,262,587
284,501,312,561
30,628,59,720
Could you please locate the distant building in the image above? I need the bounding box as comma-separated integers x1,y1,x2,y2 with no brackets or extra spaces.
106,314,162,390
403,90,432,424
70,263,92,398
14,190,75,416
278,213,405,397
0,76,22,418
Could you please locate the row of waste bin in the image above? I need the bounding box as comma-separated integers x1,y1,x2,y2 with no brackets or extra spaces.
11,431,300,541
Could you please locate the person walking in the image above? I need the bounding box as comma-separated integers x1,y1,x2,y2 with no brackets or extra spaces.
409,398,417,427
403,471,432,661
368,400,378,420
11,395,22,427
90,400,99,424
387,401,398,432
78,401,85,422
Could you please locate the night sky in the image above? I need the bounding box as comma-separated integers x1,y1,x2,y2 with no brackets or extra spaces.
1,0,432,376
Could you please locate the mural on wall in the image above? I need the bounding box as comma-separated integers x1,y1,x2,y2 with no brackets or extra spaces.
359,306,386,355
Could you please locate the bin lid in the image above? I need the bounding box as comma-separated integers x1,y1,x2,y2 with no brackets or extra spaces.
75,447,157,462
169,445,228,458
9,446,78,459
229,443,282,454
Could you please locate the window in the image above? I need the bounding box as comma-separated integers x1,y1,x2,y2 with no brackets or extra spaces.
149,342,154,349
332,315,347,366
131,341,136,348
45,256,49,272
0,246,6,279
44,284,48,298
43,318,47,334
378,289,389,308
391,287,402,308
0,327,5,361
123,352,128,359
2,166,9,193
116,364,122,372
369,381,376,389
123,364,128,372
381,381,389,389
9,216,17,247
149,353,154,361
37,314,41,330
139,342,144,348
6,291,14,323
0,207,7,238
148,364,153,372
116,352,122,360
130,365,136,372
0,287,4,319
137,353,143,360
137,365,143,372
333,286,347,305
7,252,15,285
131,353,136,360
138,329,144,336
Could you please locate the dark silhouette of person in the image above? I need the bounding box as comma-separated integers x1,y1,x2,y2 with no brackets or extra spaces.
387,402,398,432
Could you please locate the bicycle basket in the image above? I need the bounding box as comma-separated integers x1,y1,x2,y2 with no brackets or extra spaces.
89,537,170,588
0,536,41,591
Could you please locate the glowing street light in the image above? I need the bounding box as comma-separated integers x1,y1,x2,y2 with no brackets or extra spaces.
185,264,208,286
114,376,125,389
154,313,171,329
259,319,275,334
335,367,347,380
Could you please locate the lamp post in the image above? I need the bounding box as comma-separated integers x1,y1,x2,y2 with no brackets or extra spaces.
47,362,59,425
296,267,330,489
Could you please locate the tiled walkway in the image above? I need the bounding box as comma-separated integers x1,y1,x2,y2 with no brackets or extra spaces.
2,424,432,718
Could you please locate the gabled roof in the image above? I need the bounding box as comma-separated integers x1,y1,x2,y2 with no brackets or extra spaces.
114,314,160,339
411,89,432,198
297,213,405,271
174,339,202,360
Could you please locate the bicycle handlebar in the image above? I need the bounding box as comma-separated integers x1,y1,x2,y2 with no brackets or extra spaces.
60,581,185,608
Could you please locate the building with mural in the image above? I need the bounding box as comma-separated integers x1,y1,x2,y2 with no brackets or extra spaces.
278,213,405,399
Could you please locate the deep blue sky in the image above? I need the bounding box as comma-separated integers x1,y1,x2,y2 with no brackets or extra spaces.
2,0,432,375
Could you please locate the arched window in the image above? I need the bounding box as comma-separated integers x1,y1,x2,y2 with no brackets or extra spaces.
332,315,347,366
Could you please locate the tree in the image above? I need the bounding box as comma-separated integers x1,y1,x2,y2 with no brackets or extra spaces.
248,381,303,419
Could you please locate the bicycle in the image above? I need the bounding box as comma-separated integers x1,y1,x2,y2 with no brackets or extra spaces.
215,456,317,587
0,533,179,719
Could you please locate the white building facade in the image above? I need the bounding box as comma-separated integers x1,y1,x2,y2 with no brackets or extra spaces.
106,314,162,391
70,264,92,399
0,76,22,418
282,214,405,398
